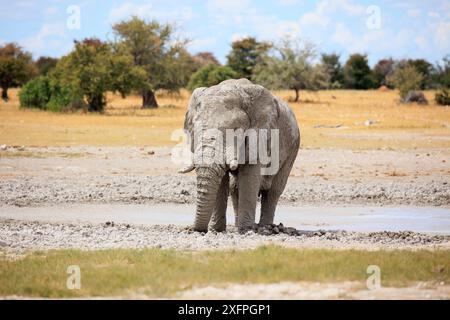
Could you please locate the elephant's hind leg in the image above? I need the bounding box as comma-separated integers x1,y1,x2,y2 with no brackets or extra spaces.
209,173,229,232
260,156,296,226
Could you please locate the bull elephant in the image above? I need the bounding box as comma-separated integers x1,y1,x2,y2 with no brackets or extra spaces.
180,79,300,232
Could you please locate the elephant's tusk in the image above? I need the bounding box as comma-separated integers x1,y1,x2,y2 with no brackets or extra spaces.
178,164,195,173
229,159,238,171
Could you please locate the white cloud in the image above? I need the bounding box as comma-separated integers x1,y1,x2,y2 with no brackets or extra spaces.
428,11,440,19
331,23,354,46
108,3,153,23
43,6,59,16
407,8,421,18
316,0,365,16
108,3,193,25
230,33,251,42
276,0,303,6
187,36,218,51
434,21,450,50
208,0,251,12
23,23,66,55
414,34,429,51
300,12,329,28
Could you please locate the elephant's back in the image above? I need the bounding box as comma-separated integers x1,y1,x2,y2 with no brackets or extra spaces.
276,97,300,147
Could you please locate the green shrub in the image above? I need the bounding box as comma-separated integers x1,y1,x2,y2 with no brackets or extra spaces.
187,64,237,90
19,76,83,112
19,76,52,109
435,88,450,106
387,65,423,101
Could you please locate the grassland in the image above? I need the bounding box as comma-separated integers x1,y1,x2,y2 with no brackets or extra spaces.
1,88,449,150
0,246,448,298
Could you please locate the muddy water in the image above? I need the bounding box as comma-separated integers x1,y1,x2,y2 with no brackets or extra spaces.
1,204,450,234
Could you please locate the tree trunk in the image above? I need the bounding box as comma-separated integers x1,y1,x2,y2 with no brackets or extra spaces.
1,87,8,102
88,94,105,112
142,90,158,108
293,88,299,102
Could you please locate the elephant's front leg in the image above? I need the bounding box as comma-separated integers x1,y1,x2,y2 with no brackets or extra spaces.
237,164,261,232
208,173,229,232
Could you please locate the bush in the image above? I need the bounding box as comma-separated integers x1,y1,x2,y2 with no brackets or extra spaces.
187,64,237,90
19,76,51,109
435,88,450,106
387,65,423,101
19,76,82,112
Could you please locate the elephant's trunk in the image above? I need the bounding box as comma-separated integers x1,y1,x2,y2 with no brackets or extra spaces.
193,165,225,231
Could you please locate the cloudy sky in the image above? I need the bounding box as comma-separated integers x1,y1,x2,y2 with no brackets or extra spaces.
1,0,449,65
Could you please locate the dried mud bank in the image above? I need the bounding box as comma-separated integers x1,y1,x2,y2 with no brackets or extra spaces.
1,147,449,207
1,175,448,207
1,219,449,257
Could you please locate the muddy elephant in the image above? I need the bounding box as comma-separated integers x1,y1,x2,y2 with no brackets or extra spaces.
180,79,300,232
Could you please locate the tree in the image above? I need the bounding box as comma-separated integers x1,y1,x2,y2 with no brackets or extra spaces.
407,59,434,89
192,52,220,69
320,53,344,88
252,38,327,102
0,43,36,101
435,55,450,88
226,37,271,79
112,16,193,108
436,55,450,88
344,54,374,89
372,58,395,87
387,64,423,101
434,56,450,105
35,56,58,76
187,64,237,90
53,38,146,112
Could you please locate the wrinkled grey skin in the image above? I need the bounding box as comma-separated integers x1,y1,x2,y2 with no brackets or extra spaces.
181,79,300,232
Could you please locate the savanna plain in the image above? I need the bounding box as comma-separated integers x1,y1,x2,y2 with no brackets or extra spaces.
0,88,449,299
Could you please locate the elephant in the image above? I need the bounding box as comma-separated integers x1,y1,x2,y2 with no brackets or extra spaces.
180,78,300,232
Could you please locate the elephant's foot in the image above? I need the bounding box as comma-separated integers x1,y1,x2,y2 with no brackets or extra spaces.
208,223,226,233
237,223,259,234
187,225,208,233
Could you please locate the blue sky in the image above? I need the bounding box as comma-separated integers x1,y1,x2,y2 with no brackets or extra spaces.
0,0,449,66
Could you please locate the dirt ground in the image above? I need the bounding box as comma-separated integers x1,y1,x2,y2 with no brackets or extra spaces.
176,281,450,300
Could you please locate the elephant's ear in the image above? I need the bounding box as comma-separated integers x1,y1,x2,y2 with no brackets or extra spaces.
184,87,206,152
240,84,279,129
184,87,207,131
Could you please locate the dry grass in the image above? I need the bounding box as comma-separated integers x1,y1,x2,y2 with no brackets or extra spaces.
386,170,408,177
1,88,449,149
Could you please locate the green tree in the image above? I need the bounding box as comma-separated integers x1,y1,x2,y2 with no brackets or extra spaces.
53,38,146,112
344,54,374,89
0,43,36,101
372,58,395,87
387,64,423,100
112,16,193,108
226,37,271,79
35,56,58,76
253,38,327,102
406,59,434,89
433,56,450,106
435,55,450,88
320,53,344,88
187,64,237,90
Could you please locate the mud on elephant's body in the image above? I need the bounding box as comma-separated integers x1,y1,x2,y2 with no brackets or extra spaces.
181,79,300,232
